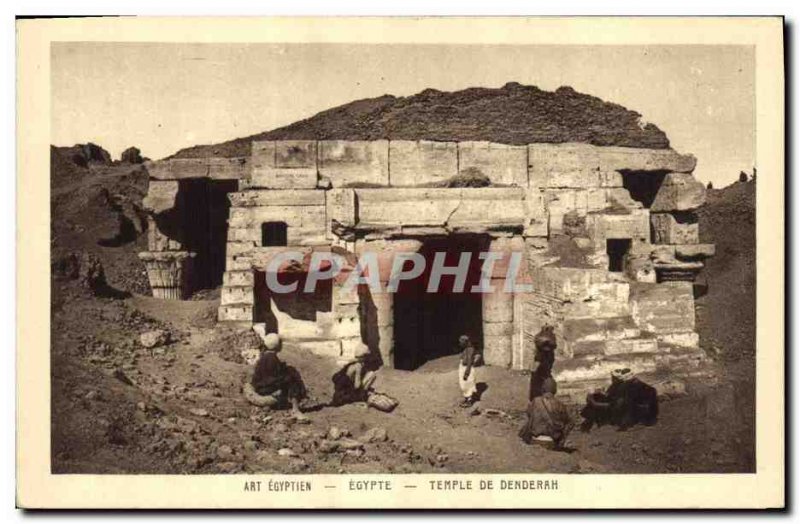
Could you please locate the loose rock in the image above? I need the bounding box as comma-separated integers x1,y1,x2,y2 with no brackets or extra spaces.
337,438,364,451
140,329,171,349
217,445,235,460
328,426,350,440
359,427,388,443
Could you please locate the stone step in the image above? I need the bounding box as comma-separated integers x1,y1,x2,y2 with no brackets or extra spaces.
282,337,343,359
220,286,254,306
555,368,718,405
223,270,254,287
569,336,659,358
553,345,708,383
569,340,607,358
563,282,632,319
563,316,641,343
218,303,253,322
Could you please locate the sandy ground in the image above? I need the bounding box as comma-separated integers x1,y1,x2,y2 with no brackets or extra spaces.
51,282,755,475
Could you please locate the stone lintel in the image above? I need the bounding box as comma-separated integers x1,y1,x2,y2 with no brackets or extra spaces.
228,189,326,207
145,157,249,181
529,143,697,175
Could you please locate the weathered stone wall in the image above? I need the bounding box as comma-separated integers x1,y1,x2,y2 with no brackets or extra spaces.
459,141,528,186
141,139,713,382
630,281,699,347
354,187,527,235
318,140,390,187
242,140,696,190
251,141,318,189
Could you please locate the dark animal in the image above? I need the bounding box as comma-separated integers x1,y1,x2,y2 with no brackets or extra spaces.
580,372,659,431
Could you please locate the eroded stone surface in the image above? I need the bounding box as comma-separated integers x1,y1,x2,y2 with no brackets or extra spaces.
139,139,713,386
651,172,707,212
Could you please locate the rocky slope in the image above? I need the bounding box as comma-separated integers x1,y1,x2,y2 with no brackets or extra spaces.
51,144,151,295
171,83,670,159
695,179,756,358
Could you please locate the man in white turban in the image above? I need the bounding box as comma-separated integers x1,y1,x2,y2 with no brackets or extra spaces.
330,342,378,406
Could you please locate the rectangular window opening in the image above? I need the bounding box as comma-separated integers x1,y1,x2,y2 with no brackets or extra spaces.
262,221,288,247
606,238,632,273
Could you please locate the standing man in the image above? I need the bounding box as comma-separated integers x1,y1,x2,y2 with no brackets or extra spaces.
529,325,557,401
458,335,479,407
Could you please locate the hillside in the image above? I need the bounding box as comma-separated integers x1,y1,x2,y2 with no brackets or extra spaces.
171,83,670,159
50,144,151,295
695,179,756,358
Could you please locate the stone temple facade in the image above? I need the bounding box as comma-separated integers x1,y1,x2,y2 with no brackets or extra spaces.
140,139,715,395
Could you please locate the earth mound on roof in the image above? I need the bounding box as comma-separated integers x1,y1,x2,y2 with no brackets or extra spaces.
171,82,669,159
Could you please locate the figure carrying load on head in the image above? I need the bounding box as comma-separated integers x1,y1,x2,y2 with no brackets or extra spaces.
529,325,557,401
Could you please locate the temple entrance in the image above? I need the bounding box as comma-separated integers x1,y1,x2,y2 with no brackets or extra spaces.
393,235,489,371
174,178,239,291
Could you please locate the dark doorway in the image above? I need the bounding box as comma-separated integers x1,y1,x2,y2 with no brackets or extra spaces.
620,170,668,208
393,235,489,371
175,178,238,291
607,238,632,272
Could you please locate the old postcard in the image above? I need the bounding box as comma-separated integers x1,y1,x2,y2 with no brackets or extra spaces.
17,16,784,509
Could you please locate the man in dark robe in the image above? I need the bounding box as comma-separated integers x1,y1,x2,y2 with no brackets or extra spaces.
580,368,659,431
249,333,307,418
519,378,574,450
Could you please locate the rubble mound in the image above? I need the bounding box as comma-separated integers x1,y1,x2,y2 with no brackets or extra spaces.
171,83,670,159
51,251,106,288
51,144,151,295
121,146,144,164
695,179,755,358
50,145,85,180
441,167,492,188
51,250,129,298
54,143,113,168
215,328,264,364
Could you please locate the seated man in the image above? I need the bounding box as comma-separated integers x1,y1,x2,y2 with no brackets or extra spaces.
518,378,574,451
330,343,378,406
244,333,307,418
580,368,658,432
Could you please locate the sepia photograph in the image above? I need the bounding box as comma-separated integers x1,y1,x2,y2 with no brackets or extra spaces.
16,15,784,509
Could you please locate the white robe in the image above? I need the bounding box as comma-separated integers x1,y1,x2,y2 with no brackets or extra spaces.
458,362,477,398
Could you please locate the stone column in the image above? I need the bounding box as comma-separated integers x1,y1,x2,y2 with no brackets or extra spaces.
372,291,395,368
356,238,422,368
481,237,516,368
332,278,363,359
138,251,195,299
